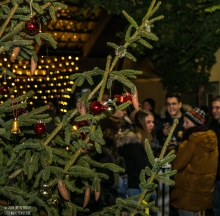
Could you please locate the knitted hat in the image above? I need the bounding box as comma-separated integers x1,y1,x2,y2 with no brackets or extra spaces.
184,108,206,126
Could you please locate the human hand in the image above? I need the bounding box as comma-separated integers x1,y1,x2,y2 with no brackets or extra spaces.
76,101,86,115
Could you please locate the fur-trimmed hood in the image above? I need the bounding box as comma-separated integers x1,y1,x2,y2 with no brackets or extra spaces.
114,130,142,148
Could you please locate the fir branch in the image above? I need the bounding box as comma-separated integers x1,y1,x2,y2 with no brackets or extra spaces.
122,10,138,29
0,3,19,38
98,55,112,101
0,0,10,7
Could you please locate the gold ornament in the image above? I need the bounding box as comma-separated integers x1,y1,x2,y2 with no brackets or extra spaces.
50,197,60,207
31,57,37,75
10,118,21,134
103,101,116,116
38,184,52,200
11,47,21,62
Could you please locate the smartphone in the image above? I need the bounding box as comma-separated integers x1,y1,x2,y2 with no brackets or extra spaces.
163,122,170,127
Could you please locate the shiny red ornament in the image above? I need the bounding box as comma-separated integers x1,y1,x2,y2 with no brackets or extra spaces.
80,131,87,140
0,85,9,95
90,101,105,115
76,120,89,128
34,120,47,136
25,17,41,35
114,93,132,103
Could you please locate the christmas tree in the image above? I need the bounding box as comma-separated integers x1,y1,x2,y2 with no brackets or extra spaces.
0,0,177,215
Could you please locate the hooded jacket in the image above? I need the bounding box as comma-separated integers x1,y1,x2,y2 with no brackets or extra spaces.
114,130,157,188
170,127,218,211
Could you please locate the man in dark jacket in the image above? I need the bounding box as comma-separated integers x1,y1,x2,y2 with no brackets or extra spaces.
158,92,185,148
209,96,220,216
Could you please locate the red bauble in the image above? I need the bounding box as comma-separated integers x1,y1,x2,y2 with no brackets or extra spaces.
25,17,41,35
17,108,28,116
114,93,132,103
34,120,47,136
0,85,9,95
77,120,88,128
90,101,105,115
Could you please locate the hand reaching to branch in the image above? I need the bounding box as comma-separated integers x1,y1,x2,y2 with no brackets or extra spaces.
76,101,86,115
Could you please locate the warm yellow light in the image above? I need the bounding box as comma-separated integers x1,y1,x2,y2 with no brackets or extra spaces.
54,58,57,61
41,60,44,63
8,77,11,79
7,64,10,67
14,89,17,93
0,63,2,66
31,78,34,81
12,83,15,86
23,91,26,94
75,57,79,60
71,62,74,65
27,85,30,88
13,69,16,73
23,79,26,82
70,81,74,84
50,71,53,75
61,57,65,60
15,65,18,68
10,95,14,99
75,67,79,70
53,78,57,81
29,101,33,105
34,85,38,88
51,95,54,98
46,77,50,81
59,64,62,67
46,65,49,69
66,62,69,66
73,35,76,39
52,65,55,68
38,66,42,69
4,58,7,61
69,69,72,72
68,56,72,59
23,65,26,69
20,86,23,89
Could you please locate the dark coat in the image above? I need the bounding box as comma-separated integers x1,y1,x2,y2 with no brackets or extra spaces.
171,127,218,211
114,130,152,189
209,119,220,181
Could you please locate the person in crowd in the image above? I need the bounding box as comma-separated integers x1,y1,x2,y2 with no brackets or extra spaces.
99,116,128,200
142,97,162,142
158,92,185,148
114,109,160,216
45,99,60,133
171,108,218,216
209,96,220,216
200,105,211,126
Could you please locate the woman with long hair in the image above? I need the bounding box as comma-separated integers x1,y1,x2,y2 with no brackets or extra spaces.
114,109,159,215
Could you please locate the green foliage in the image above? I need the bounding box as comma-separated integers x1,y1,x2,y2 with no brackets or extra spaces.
67,0,220,97
0,0,178,216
